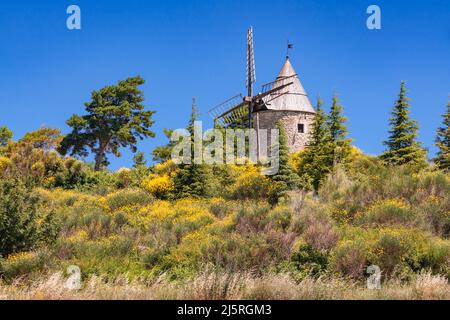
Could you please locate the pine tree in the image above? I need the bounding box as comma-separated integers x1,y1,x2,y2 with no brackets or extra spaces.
173,98,212,198
132,152,147,168
59,76,155,171
308,96,329,148
0,126,13,148
0,126,13,155
152,128,175,163
328,94,351,165
380,81,427,167
270,121,300,201
297,96,332,191
434,99,450,171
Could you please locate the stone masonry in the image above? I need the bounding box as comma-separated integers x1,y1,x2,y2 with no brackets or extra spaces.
253,110,315,153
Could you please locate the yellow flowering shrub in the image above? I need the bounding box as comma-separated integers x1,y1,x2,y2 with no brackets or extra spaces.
227,163,270,200
2,250,49,279
154,160,178,176
358,198,415,226
105,188,153,211
0,156,11,174
142,174,175,199
116,167,132,187
133,198,216,234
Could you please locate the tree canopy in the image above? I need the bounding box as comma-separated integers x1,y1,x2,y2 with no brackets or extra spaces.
380,81,427,167
59,76,155,171
173,98,212,198
434,99,450,171
20,127,62,151
0,126,13,148
269,121,300,202
328,94,352,165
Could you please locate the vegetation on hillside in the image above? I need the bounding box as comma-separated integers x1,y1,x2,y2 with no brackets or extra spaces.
0,78,449,300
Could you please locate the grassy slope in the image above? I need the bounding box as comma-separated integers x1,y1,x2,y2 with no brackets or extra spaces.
1,157,450,300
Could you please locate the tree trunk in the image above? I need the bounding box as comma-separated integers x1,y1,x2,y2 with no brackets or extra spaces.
94,138,110,171
94,152,103,171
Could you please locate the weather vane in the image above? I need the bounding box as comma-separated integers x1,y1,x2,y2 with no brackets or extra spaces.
286,41,293,59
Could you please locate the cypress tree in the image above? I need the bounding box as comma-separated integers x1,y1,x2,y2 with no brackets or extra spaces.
297,96,332,191
328,93,351,165
434,99,450,172
380,81,427,167
173,98,212,198
270,121,300,201
309,96,329,148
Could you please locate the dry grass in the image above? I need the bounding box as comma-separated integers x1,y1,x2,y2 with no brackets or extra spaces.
1,271,450,300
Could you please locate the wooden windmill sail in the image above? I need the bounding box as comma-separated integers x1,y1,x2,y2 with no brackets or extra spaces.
208,27,296,128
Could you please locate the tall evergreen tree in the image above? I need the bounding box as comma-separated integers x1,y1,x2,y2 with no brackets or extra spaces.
328,94,351,165
297,96,332,191
308,96,329,148
173,98,212,198
380,81,427,166
434,99,450,171
270,121,300,201
0,126,12,148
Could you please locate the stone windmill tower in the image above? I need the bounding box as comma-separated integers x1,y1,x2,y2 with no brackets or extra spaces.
209,27,315,154
253,56,316,152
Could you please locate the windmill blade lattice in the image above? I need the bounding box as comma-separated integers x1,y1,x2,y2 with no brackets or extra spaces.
208,94,245,125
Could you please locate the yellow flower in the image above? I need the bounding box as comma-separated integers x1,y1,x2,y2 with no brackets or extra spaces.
0,156,11,173
142,174,174,198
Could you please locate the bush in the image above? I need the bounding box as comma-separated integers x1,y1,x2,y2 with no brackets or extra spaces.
358,199,416,227
303,222,339,251
266,206,292,231
53,157,90,189
234,203,271,234
290,198,339,251
208,198,235,218
105,188,154,211
0,179,57,257
142,174,174,199
227,164,271,200
290,242,329,278
115,168,133,188
418,196,450,237
0,250,51,280
331,241,367,279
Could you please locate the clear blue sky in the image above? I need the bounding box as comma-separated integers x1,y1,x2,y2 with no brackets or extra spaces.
0,0,449,169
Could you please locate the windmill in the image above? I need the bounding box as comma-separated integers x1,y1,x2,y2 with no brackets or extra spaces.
208,27,297,129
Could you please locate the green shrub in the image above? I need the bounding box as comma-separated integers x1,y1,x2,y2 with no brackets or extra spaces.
266,206,292,231
331,241,367,279
0,179,58,257
105,188,154,211
290,242,329,278
358,199,416,227
418,197,450,237
209,198,236,218
0,250,52,280
234,203,271,233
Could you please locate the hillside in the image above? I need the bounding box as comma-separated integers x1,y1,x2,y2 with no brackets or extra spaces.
1,148,450,299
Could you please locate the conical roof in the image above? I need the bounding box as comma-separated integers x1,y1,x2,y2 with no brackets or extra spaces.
265,57,315,113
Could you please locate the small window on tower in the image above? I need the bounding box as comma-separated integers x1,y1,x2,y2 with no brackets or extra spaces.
298,123,305,133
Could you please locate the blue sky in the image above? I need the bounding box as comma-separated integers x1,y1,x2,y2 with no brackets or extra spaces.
0,0,449,169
